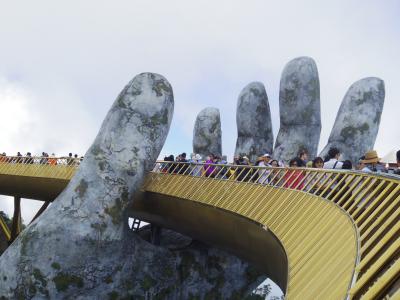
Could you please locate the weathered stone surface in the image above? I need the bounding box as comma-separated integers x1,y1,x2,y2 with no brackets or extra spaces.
273,56,321,163
235,82,273,162
0,212,10,255
135,227,266,299
0,74,263,299
320,77,385,163
193,107,222,158
0,72,175,298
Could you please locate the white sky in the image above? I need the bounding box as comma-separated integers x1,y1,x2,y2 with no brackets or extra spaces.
1,1,398,296
0,0,398,226
0,0,399,223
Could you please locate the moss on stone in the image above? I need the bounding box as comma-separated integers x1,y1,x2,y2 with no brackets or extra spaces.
188,293,200,300
53,273,84,292
28,283,37,295
284,88,297,104
150,109,169,126
104,275,113,284
206,255,223,272
98,161,106,171
300,108,314,124
115,265,123,272
33,268,47,287
141,275,156,291
152,80,169,97
105,199,123,225
20,229,38,257
178,251,195,280
154,286,174,300
355,91,372,105
117,96,128,109
205,289,222,300
91,145,105,156
51,262,61,270
340,123,370,140
249,86,261,96
373,110,381,124
74,179,88,198
108,291,119,300
91,222,107,233
162,265,174,278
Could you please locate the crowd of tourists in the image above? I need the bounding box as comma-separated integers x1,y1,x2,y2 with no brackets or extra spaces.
159,147,400,182
0,152,83,166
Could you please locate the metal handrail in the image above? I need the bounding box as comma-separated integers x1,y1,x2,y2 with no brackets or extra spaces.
0,155,79,180
0,157,399,298
0,214,11,241
0,155,81,166
149,161,400,299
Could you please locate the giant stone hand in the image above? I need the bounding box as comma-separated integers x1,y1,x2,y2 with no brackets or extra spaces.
193,56,385,165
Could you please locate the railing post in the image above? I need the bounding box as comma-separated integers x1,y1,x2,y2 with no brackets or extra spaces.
9,196,21,244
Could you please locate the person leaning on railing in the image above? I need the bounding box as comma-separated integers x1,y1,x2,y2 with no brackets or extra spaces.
189,154,203,176
395,150,400,175
323,147,343,170
162,155,174,173
256,154,272,184
48,154,57,166
284,159,305,190
0,153,7,163
235,155,252,182
204,154,218,178
360,150,387,173
305,157,327,195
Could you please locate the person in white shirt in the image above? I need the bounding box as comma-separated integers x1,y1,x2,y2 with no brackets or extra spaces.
323,147,343,169
257,153,272,184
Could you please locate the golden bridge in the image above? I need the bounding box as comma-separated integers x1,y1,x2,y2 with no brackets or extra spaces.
0,156,399,299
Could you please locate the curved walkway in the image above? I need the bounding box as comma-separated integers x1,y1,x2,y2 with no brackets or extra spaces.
0,157,399,298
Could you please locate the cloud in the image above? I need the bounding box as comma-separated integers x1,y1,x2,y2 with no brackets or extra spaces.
0,0,399,225
0,76,97,157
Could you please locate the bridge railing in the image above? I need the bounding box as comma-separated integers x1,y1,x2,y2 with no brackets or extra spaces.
0,214,11,241
0,155,79,179
0,156,399,297
149,161,400,299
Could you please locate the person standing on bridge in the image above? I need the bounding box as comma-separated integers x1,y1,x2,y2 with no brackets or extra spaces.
48,153,57,166
297,149,308,167
204,154,216,178
361,150,386,173
394,150,400,175
257,154,271,184
67,153,74,166
284,159,305,189
323,147,343,169
191,154,203,176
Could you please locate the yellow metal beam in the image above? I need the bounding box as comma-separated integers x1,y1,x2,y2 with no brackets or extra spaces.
1,158,400,298
0,214,11,241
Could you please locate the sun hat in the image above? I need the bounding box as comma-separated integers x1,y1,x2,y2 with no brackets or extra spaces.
361,150,381,164
263,153,271,158
195,154,202,160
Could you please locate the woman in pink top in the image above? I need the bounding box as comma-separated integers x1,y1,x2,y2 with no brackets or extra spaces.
284,159,305,190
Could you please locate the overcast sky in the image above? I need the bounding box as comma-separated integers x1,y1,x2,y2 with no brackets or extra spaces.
0,1,399,227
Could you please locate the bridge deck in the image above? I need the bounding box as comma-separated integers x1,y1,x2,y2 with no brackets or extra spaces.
0,157,399,299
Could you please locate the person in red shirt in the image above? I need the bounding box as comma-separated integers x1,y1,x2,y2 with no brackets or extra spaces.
284,159,305,190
